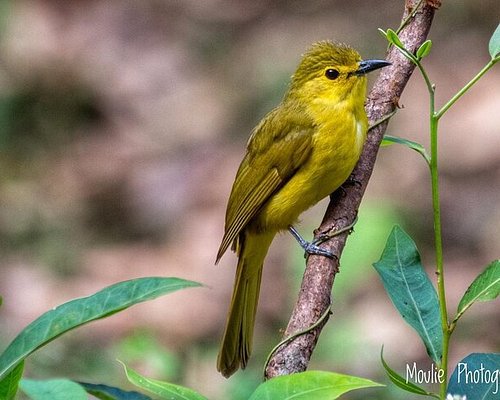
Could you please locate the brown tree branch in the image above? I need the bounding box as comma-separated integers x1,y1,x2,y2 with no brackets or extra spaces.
265,0,440,378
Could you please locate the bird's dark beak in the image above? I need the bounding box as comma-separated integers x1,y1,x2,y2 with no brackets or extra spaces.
356,59,391,75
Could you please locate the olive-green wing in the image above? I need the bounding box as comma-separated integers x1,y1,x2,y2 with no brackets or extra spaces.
216,119,313,263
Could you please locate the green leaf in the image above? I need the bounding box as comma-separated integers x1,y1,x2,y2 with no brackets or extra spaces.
120,361,208,400
373,226,442,363
489,23,500,59
416,40,432,59
0,277,201,380
455,260,500,322
380,347,439,398
448,353,500,398
381,28,419,65
20,379,87,400
386,28,405,49
248,371,383,400
79,381,152,400
381,135,431,164
0,361,24,400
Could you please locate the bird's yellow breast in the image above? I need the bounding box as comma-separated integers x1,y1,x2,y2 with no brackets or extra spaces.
254,95,367,232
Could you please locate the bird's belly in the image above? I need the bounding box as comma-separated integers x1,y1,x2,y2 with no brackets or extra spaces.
253,117,365,232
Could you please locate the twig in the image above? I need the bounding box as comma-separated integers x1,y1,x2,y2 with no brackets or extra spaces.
264,0,439,379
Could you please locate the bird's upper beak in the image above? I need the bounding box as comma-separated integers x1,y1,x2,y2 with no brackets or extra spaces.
356,59,391,75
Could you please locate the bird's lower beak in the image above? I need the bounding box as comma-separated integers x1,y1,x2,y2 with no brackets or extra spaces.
356,59,391,75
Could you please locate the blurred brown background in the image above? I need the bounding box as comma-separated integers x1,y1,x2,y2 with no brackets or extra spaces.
0,1,498,399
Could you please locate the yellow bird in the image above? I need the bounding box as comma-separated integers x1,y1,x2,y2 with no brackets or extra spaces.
216,41,390,377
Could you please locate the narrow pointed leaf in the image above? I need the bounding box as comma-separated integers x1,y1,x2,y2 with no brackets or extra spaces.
373,226,442,363
20,379,87,400
456,260,500,322
0,361,24,400
381,135,431,164
79,382,152,400
489,23,500,59
448,353,500,398
0,277,201,379
120,361,208,400
382,28,419,64
248,371,383,400
416,40,433,59
380,347,439,397
386,28,405,49
378,28,388,38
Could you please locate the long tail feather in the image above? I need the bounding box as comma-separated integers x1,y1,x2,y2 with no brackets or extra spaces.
217,231,274,377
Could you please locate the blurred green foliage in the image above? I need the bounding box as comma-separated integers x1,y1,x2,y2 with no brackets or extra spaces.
0,80,102,160
116,330,181,382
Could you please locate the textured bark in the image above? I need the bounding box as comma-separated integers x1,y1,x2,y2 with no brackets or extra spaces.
265,0,439,378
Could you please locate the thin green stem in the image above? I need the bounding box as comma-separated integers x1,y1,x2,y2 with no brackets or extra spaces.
397,46,434,95
396,0,425,36
429,95,450,400
415,58,434,96
436,57,499,119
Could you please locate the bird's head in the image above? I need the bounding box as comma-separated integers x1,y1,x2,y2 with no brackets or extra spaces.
288,41,390,104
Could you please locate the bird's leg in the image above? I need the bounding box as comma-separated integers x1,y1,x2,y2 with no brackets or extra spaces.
288,225,335,259
312,216,358,246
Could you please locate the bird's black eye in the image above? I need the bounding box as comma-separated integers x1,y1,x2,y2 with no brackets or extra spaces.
325,68,340,80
